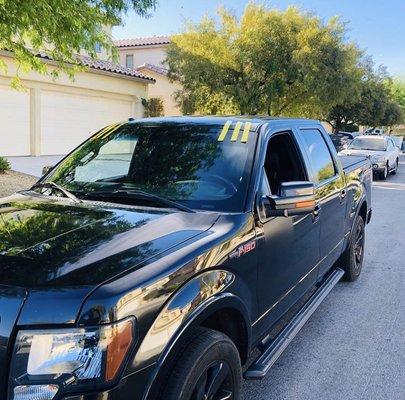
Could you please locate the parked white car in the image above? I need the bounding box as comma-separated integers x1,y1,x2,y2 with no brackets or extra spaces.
339,135,400,180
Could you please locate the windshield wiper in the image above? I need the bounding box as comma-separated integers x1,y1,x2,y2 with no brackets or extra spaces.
83,189,194,213
30,181,82,203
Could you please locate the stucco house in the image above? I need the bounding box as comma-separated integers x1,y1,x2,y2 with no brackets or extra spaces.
0,50,154,157
114,36,182,116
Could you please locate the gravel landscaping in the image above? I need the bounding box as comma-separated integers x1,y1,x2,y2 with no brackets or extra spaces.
0,171,37,198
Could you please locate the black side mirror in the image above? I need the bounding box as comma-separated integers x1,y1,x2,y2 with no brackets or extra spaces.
42,165,53,176
260,181,316,218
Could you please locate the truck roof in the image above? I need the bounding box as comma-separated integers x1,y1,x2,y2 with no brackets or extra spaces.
129,116,321,129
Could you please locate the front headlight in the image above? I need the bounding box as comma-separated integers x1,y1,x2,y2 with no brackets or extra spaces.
8,318,135,400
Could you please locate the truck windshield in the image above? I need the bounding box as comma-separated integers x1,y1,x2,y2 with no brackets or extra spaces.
349,137,386,151
43,121,257,212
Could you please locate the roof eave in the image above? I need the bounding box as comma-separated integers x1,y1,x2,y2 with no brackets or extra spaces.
136,67,168,77
0,50,155,84
115,43,170,50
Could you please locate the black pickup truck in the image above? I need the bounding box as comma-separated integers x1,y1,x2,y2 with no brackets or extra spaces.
0,117,372,400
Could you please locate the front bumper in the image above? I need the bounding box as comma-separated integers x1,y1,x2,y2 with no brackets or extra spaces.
14,365,155,400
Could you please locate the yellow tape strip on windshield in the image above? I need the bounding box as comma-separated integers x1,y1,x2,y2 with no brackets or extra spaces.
218,120,232,141
97,123,116,136
100,122,126,138
241,122,252,143
231,122,243,141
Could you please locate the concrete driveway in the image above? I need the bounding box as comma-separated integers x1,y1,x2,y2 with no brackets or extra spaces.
243,154,405,399
6,155,64,177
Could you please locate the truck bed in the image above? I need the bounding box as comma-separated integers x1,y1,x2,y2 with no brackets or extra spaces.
338,154,370,173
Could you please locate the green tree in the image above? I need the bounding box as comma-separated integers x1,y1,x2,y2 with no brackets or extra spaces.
0,0,157,86
390,79,405,113
167,3,362,116
326,66,404,132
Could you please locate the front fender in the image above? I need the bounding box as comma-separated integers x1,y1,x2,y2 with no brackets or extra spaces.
133,269,250,400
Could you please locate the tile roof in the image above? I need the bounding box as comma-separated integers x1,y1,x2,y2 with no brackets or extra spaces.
114,35,171,48
31,50,155,82
136,63,169,76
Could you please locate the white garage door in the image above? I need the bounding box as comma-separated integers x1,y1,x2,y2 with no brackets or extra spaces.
41,91,133,155
0,85,30,156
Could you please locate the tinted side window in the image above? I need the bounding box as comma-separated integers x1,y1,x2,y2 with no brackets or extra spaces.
300,129,336,183
264,131,306,194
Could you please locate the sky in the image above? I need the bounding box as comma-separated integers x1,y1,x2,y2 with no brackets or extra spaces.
113,0,405,78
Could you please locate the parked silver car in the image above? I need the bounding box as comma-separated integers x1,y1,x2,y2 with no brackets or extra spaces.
339,135,400,179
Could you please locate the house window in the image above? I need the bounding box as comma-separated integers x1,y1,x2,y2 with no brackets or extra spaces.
126,54,134,68
94,42,102,53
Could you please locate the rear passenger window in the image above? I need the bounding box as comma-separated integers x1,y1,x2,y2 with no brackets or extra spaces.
300,129,336,183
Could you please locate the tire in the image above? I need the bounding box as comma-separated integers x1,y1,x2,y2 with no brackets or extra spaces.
339,215,366,282
391,159,399,175
380,164,388,180
160,327,242,400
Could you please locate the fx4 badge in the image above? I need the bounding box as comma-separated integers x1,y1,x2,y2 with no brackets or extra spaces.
229,240,256,260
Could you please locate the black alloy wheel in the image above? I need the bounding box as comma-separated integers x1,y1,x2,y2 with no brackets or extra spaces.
339,215,366,281
160,327,242,400
353,221,365,275
191,361,234,400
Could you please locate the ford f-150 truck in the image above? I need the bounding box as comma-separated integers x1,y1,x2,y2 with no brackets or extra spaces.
0,117,372,400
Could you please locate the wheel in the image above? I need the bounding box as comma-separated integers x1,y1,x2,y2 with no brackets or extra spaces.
160,327,242,400
380,164,388,180
391,159,399,175
339,215,365,281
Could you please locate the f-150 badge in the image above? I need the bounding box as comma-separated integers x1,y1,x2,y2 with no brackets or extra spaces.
229,240,256,259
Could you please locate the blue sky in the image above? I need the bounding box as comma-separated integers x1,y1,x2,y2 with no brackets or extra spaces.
113,0,405,77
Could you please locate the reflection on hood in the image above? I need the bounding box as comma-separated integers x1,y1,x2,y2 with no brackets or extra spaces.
0,194,218,288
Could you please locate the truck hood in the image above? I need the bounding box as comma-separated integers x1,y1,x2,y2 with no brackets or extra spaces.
0,193,218,289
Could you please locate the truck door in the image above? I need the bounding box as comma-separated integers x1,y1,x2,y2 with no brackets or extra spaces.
298,128,346,278
254,130,320,328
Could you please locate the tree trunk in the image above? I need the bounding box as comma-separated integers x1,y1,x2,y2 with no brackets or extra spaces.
334,117,343,134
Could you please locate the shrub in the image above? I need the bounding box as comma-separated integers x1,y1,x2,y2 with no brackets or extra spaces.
142,97,164,117
0,156,11,173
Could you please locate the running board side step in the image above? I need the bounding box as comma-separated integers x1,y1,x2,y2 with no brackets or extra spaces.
244,268,344,380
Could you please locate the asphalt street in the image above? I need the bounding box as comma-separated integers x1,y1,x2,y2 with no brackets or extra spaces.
243,154,405,400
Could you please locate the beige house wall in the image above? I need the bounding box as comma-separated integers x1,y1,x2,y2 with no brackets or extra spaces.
0,54,149,156
137,69,182,116
119,46,168,68
116,43,183,116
